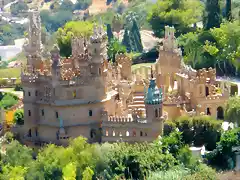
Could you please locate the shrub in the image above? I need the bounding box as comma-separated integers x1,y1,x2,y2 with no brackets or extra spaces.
206,128,240,170
148,166,190,180
13,109,24,125
184,164,217,180
14,83,22,91
164,116,222,150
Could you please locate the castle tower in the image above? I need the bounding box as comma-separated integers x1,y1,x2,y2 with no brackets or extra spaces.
24,8,42,70
89,24,107,76
156,26,181,93
144,67,164,136
51,45,62,87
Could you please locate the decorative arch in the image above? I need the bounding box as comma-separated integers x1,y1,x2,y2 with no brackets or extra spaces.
217,106,224,120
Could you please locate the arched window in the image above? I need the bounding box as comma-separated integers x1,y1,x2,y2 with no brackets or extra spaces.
155,109,158,118
140,131,143,137
206,108,211,115
119,132,122,137
113,130,116,136
105,130,109,136
89,110,93,116
28,91,31,96
217,106,224,120
126,131,130,136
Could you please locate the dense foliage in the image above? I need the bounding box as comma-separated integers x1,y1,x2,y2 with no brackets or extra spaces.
164,116,222,150
225,96,240,126
147,0,203,37
56,21,94,57
13,109,24,125
207,128,240,170
0,131,217,179
178,21,240,76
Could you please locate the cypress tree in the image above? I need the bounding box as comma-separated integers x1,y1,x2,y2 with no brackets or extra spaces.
204,0,222,30
122,28,131,52
129,32,137,52
107,24,114,43
226,0,232,21
131,19,143,52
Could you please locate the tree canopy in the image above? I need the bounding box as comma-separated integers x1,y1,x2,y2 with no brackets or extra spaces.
147,0,203,37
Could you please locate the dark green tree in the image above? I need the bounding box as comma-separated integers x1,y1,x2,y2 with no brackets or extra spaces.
13,109,24,125
204,0,222,30
121,28,131,52
106,24,114,43
131,19,143,52
226,0,233,21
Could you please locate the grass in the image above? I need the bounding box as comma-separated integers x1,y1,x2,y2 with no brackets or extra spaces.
131,63,155,71
0,68,21,79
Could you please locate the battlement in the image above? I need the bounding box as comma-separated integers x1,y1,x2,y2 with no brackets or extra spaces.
196,68,216,81
107,116,134,122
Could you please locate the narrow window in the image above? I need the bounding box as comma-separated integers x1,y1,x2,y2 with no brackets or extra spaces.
28,110,31,116
126,131,129,136
106,130,109,136
140,131,143,137
56,111,59,118
35,90,38,96
41,109,44,116
155,109,158,118
89,110,93,117
99,68,101,75
113,130,115,136
28,91,31,96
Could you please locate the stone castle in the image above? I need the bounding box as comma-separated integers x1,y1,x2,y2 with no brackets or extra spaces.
18,9,230,146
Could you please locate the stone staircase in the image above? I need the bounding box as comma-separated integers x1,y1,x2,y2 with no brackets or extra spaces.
128,92,145,111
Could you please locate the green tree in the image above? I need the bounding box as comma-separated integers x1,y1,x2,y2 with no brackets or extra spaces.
147,0,203,37
225,96,240,126
10,1,28,16
106,24,114,43
0,165,27,180
107,38,126,62
74,0,92,10
226,0,233,21
204,0,222,30
13,109,24,125
121,28,131,52
2,140,33,167
60,0,74,11
57,21,94,57
178,32,203,68
131,19,143,52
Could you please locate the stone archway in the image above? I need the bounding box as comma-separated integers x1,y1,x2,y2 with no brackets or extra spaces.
217,106,224,120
